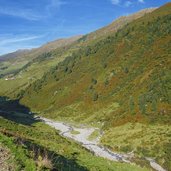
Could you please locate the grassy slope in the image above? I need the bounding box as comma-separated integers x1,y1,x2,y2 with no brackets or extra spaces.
0,141,16,171
82,8,156,42
0,116,148,171
21,3,171,124
18,3,171,170
101,123,171,170
0,42,80,98
0,36,81,75
0,8,154,99
0,133,37,171
0,36,82,99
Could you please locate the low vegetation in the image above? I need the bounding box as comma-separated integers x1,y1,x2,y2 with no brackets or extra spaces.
101,123,171,170
0,142,15,171
0,112,148,171
88,130,100,141
70,130,80,135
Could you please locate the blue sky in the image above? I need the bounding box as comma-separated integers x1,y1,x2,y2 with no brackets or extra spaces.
0,0,170,55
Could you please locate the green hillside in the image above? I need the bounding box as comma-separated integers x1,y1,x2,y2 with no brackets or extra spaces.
0,36,82,99
0,8,154,99
17,3,171,170
0,2,171,171
0,104,147,171
21,3,171,124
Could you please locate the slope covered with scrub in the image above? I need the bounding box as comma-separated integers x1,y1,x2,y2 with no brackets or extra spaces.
0,8,154,99
21,3,171,124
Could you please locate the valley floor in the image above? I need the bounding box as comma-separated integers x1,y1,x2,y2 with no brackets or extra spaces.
0,114,149,171
38,116,167,171
39,117,129,162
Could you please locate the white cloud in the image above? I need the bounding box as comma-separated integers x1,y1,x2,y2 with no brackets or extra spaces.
111,0,133,7
111,0,145,7
0,7,42,21
0,0,66,21
46,0,66,16
124,1,132,7
48,0,66,8
138,0,145,3
0,34,43,55
111,0,120,5
0,35,43,46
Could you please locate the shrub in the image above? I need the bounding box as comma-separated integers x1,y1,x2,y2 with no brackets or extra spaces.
92,78,97,85
138,94,146,114
151,95,158,113
89,85,93,90
36,152,53,170
103,63,107,69
124,67,129,74
93,93,98,101
129,96,135,115
104,79,109,86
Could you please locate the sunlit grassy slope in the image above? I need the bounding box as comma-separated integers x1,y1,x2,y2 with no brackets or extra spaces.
0,36,82,98
0,8,154,99
101,123,171,170
21,3,171,124
0,35,81,75
0,116,149,171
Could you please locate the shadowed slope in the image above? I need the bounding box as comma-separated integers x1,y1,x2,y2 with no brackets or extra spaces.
0,96,38,125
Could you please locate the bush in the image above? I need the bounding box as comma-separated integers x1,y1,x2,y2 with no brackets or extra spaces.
124,67,129,74
92,78,97,85
103,63,107,69
104,79,109,86
93,93,98,101
129,96,135,115
138,94,146,114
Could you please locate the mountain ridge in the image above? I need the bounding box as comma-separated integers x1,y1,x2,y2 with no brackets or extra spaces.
83,7,157,41
0,8,156,60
